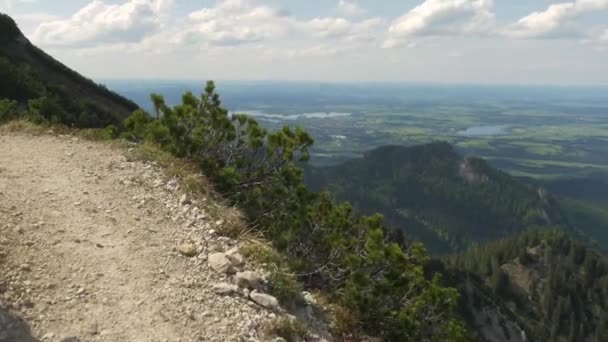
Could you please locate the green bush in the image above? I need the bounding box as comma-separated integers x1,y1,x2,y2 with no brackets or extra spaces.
0,98,18,122
102,125,119,139
121,81,467,341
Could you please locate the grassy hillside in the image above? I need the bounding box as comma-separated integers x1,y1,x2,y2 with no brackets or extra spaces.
447,230,608,342
0,13,138,127
305,142,571,253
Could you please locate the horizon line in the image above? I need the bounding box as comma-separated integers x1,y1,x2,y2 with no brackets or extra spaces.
96,78,608,88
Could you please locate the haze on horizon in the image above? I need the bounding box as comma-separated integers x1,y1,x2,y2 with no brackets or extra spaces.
2,0,608,86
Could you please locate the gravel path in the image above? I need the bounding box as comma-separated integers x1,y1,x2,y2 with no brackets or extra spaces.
0,132,280,342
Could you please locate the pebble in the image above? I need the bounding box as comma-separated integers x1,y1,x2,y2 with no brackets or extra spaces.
177,243,198,257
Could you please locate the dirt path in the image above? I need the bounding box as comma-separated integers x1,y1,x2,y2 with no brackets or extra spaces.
0,132,277,342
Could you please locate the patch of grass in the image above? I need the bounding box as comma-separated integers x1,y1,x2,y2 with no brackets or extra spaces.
128,143,218,198
264,317,309,342
214,206,249,238
269,271,304,307
240,241,304,307
240,241,281,265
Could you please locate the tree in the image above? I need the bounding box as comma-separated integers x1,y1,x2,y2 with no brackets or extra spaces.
150,93,165,120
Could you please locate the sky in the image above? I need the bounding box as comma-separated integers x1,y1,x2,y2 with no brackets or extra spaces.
1,0,608,85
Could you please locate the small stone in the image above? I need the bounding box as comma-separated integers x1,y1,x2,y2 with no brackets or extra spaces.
302,291,316,305
42,333,55,340
177,243,198,257
86,322,99,336
249,290,280,310
208,253,234,274
212,282,239,295
225,247,245,267
180,194,191,205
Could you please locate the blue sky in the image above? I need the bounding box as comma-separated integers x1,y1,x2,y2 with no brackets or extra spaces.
2,0,608,85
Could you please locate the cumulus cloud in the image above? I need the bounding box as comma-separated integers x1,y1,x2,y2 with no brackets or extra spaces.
504,0,608,39
308,17,384,42
337,0,366,17
179,0,385,48
178,0,295,46
32,0,169,47
383,0,495,48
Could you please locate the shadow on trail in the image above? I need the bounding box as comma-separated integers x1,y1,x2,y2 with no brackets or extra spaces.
0,307,39,342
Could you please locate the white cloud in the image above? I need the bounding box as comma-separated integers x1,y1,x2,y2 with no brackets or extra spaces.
178,0,295,46
32,0,169,47
384,0,495,48
601,29,608,43
178,0,385,48
337,0,366,17
309,17,352,38
504,0,608,39
307,17,384,42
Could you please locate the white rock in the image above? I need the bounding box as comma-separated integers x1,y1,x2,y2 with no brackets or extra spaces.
212,283,238,295
179,194,191,205
302,291,316,305
42,333,55,341
225,247,245,267
208,253,234,274
249,290,280,310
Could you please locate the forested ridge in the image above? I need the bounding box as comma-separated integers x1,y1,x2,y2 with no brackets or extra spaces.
305,143,571,253
447,230,608,342
0,13,138,128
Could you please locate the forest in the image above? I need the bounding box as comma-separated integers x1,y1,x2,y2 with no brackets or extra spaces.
447,230,608,342
305,143,572,253
0,13,137,128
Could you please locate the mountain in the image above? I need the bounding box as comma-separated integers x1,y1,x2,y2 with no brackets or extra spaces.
0,13,138,127
446,230,608,342
517,177,608,251
305,142,571,253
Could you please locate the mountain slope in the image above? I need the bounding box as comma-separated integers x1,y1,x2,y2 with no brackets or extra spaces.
447,230,608,342
305,142,570,253
0,13,138,127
